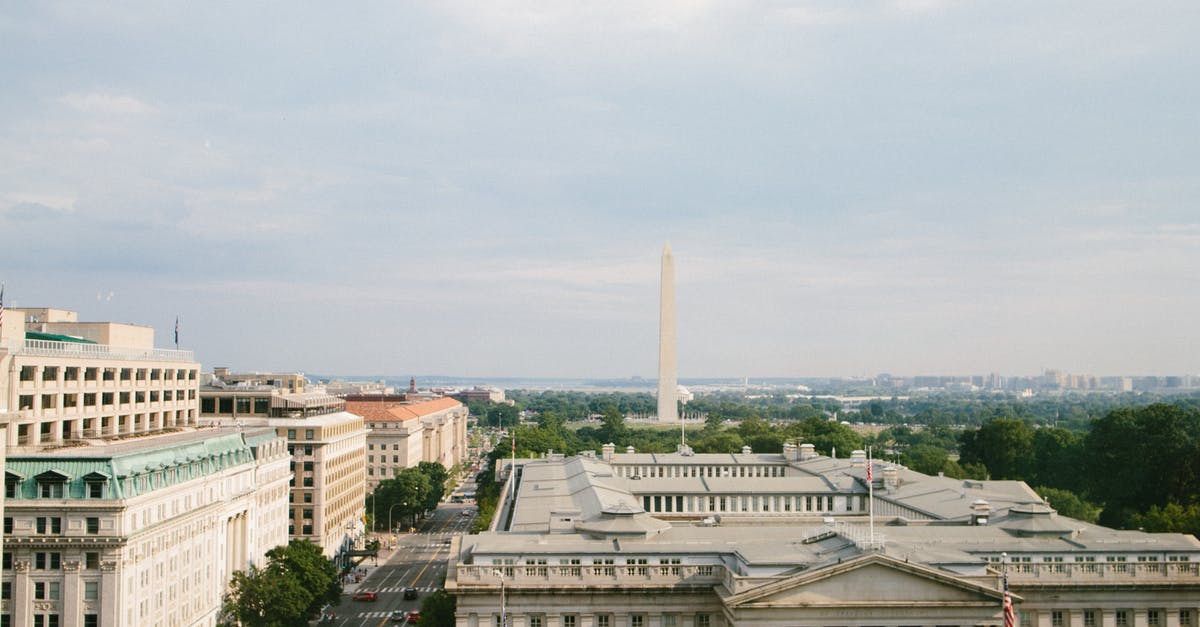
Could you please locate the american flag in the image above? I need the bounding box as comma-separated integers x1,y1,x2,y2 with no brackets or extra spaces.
0,283,5,331
866,457,872,483
174,315,180,348
1003,572,1016,627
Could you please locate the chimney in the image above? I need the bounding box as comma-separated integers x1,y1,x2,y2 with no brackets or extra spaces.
783,442,798,461
882,466,900,492
799,443,817,461
602,443,616,461
214,367,230,378
626,445,636,454
970,499,991,526
850,450,867,468
741,445,752,455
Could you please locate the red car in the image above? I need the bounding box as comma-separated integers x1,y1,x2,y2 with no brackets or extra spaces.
351,590,378,602
406,610,422,623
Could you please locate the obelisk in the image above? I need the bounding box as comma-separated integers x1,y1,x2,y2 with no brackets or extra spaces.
657,243,679,422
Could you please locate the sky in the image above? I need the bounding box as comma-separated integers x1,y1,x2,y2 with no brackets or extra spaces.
1,1,1198,380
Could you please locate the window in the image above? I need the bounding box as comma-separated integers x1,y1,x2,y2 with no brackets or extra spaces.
563,616,577,627
84,581,99,601
1148,611,1160,627
34,581,60,599
85,552,100,569
84,616,98,627
39,479,64,498
663,616,677,627
2,518,10,534
2,554,11,570
287,429,297,440
597,616,611,627
36,517,62,534
305,429,314,440
20,366,37,381
303,493,312,503
43,366,59,382
530,616,544,627
1,582,10,599
35,552,62,569
696,615,711,627
1052,611,1064,627
87,517,100,534
87,481,104,498
1116,611,1129,627
631,616,644,627
1084,611,1096,627
85,367,98,381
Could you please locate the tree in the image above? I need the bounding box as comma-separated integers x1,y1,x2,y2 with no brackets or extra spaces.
1129,502,1200,538
372,468,433,531
222,564,310,627
420,589,458,627
221,540,340,626
1034,487,1101,523
418,461,450,510
599,406,627,443
958,418,1033,479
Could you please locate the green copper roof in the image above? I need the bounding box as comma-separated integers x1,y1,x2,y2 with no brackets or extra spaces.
5,431,261,501
25,331,97,344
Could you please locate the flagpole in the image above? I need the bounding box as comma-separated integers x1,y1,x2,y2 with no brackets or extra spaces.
868,445,875,546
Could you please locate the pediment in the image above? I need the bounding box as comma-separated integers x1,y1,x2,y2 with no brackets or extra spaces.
729,553,1005,608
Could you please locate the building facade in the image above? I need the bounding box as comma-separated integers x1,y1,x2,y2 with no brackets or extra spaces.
452,446,1200,627
198,373,367,560
0,308,200,450
2,428,291,627
346,397,469,490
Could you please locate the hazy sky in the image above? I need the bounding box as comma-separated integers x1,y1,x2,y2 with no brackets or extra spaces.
2,2,1198,379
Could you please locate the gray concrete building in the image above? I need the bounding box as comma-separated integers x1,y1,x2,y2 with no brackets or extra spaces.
451,445,1200,627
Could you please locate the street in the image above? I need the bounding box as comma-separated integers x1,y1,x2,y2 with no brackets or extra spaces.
329,478,479,626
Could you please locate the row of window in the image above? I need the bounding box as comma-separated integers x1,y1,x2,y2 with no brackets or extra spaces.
19,366,197,383
641,494,843,514
19,389,195,410
3,516,101,535
199,397,271,415
1060,608,1194,627
621,465,784,479
0,615,99,627
502,613,713,627
1,551,102,570
368,443,405,450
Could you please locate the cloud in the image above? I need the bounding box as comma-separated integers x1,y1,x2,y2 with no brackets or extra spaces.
59,91,152,115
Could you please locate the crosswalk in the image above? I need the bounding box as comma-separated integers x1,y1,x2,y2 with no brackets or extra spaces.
357,610,403,618
366,584,439,594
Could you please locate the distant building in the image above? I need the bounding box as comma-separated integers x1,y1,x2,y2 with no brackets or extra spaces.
449,387,506,405
346,397,469,491
198,370,367,561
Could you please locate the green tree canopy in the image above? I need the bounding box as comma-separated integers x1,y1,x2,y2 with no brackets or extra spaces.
221,540,340,627
958,418,1034,479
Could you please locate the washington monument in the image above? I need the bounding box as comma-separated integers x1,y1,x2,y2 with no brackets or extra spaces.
657,243,679,422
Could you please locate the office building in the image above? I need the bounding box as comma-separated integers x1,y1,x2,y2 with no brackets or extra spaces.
346,397,469,490
198,371,367,560
0,308,200,449
2,427,290,627
450,445,1200,627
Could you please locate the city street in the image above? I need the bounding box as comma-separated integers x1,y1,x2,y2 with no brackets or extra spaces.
330,500,476,627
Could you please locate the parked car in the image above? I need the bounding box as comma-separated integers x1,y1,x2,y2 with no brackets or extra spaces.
406,610,422,623
351,590,378,601
403,587,419,600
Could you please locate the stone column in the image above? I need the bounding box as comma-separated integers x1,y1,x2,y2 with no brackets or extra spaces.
580,614,594,627
1101,610,1117,627
12,560,31,627
1036,610,1052,627
100,560,119,627
1133,610,1148,627
1166,609,1181,627
1069,610,1085,627
62,559,81,627
546,613,561,627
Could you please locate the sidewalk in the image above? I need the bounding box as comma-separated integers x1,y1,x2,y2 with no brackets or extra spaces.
342,540,404,595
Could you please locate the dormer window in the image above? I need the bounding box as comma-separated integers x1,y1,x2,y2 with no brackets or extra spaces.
5,471,24,499
35,470,70,499
83,471,111,499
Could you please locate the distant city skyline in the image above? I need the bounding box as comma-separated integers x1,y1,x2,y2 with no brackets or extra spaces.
1,3,1197,378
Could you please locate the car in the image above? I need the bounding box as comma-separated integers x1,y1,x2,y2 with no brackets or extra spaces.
406,610,422,623
390,610,407,623
403,587,419,600
460,510,472,517
351,590,378,602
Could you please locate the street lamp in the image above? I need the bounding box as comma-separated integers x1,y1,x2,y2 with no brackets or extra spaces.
493,570,507,627
388,502,408,535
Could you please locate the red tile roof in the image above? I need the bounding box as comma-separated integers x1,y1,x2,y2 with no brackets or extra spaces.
345,396,462,422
